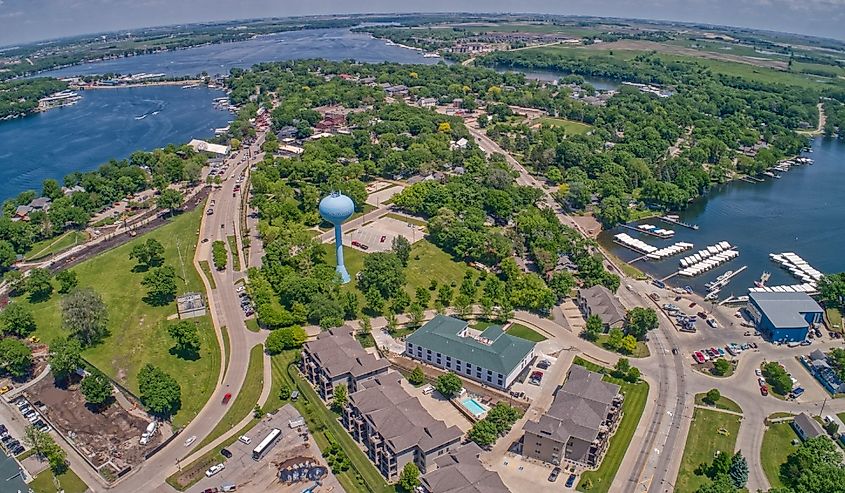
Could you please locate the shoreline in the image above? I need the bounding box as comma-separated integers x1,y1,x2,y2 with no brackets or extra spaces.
73,79,206,90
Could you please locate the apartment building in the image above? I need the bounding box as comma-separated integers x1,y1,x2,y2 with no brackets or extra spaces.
420,442,509,493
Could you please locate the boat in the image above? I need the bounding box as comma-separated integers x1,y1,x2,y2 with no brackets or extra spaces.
763,171,776,178
705,291,720,301
422,53,441,58
755,272,771,287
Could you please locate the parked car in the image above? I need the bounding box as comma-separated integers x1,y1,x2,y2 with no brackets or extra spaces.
537,360,551,370
565,474,577,488
220,448,232,458
760,386,769,396
758,377,767,387
205,463,225,477
548,467,561,482
238,435,252,445
693,352,705,364
755,369,762,377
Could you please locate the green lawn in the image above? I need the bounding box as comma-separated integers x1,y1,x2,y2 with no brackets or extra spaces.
574,358,649,493
245,318,260,333
384,212,427,227
532,117,592,135
826,308,842,332
29,467,88,493
25,230,88,261
198,260,216,289
221,326,230,380
694,393,742,414
675,408,742,493
761,421,801,490
264,350,299,414
16,208,219,427
226,235,241,271
506,322,547,342
594,334,650,358
192,344,264,453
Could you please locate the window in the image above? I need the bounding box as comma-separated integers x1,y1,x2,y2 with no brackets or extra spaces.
407,343,414,351
486,374,492,382
446,356,451,362
466,363,472,372
446,361,451,369
487,369,492,375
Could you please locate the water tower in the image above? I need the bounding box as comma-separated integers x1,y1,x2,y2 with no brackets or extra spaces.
319,192,355,284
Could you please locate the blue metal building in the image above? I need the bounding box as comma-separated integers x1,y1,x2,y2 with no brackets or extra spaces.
746,292,823,342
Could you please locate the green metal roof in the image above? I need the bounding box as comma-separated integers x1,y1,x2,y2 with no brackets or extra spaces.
406,315,536,375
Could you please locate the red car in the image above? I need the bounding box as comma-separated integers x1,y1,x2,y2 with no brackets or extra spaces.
693,351,705,364
380,235,387,243
222,393,232,404
760,386,769,396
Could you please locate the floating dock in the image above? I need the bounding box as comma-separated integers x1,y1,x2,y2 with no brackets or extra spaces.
620,223,675,239
749,252,821,294
645,241,694,261
613,233,657,255
678,242,738,277
659,215,699,230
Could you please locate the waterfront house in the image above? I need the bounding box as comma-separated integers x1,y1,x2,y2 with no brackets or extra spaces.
792,412,827,441
342,372,463,481
577,285,626,330
521,365,623,468
746,292,822,342
404,315,536,390
301,327,389,401
12,205,32,222
29,197,52,211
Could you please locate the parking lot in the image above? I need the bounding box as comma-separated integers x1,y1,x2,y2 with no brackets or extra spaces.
365,181,404,207
187,405,341,493
344,215,424,253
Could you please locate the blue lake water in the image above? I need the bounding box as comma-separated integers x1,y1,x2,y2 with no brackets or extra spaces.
599,137,845,295
0,86,232,200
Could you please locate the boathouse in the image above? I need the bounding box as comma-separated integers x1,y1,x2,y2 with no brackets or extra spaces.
746,292,823,343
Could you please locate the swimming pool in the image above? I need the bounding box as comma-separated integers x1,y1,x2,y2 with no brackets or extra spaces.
460,397,489,418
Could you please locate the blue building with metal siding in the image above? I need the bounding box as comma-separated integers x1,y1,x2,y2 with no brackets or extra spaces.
747,292,823,342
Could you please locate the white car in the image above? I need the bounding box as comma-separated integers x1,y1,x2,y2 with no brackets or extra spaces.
236,286,246,293
205,463,225,477
184,435,196,447
238,435,251,445
758,377,767,387
755,369,762,377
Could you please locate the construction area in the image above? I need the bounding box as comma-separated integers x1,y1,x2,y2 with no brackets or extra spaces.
344,215,425,253
24,372,167,480
187,405,341,493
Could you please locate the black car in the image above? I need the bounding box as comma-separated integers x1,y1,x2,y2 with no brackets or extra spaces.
0,424,7,433
548,467,561,482
220,448,232,458
671,348,679,355
12,446,24,455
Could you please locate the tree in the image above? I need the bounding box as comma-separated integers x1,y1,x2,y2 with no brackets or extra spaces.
357,252,405,299
138,364,181,416
712,358,731,376
49,336,82,382
437,283,453,307
409,303,425,328
142,265,177,306
398,462,421,492
0,338,32,377
279,385,291,400
408,366,425,386
548,271,575,301
55,270,78,294
26,268,53,301
364,288,384,316
4,270,25,296
762,362,793,395
24,426,67,474
583,314,603,341
332,383,347,412
392,235,411,267
780,437,845,491
468,419,499,447
157,188,184,213
695,474,738,493
212,240,227,270
619,335,638,354
710,450,732,478
606,327,624,350
1,303,36,337
41,178,62,200
817,273,845,309
80,371,113,407
167,320,201,357
434,372,463,398
61,288,109,346
0,240,16,270
415,286,431,308
728,451,748,488
704,388,721,405
129,239,165,270
824,420,839,436
625,307,658,340
265,326,307,354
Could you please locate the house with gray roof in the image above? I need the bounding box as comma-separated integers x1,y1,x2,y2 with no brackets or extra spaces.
521,365,623,467
577,285,626,330
792,412,827,441
747,292,823,342
405,315,536,390
343,372,463,481
301,327,389,401
420,442,509,493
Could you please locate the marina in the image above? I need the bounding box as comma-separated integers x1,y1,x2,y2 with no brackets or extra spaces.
620,223,675,238
659,214,699,230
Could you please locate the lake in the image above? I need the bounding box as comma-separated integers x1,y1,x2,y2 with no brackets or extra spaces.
0,86,232,200
599,137,845,296
41,28,439,79
492,66,620,91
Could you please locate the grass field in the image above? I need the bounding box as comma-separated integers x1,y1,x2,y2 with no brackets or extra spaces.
694,392,742,414
25,230,88,261
532,117,593,135
29,467,88,493
594,334,651,358
574,358,649,493
761,421,800,489
826,308,842,332
16,208,219,427
192,344,264,453
198,260,216,289
264,350,298,414
506,322,547,342
245,318,260,333
226,235,240,271
675,408,742,493
221,326,230,380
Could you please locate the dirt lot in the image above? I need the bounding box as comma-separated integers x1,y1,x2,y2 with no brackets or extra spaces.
25,373,163,472
583,40,788,70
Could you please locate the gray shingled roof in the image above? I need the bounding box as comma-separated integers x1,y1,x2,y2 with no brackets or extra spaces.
793,412,826,439
523,366,620,444
749,292,822,328
303,327,388,379
422,443,509,493
579,285,626,326
405,315,536,375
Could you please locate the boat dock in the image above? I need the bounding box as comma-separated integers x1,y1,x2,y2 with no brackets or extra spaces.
705,265,747,294
620,223,675,239
750,252,821,294
659,215,699,230
678,242,739,277
719,295,749,306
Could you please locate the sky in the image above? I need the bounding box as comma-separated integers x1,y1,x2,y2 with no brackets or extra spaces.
1,0,844,47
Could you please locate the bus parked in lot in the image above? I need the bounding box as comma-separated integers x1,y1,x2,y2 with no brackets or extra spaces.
252,428,281,460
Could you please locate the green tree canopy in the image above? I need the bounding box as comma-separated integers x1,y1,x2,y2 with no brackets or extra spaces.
0,338,32,377
265,326,307,354
167,320,201,357
138,364,182,416
1,302,36,337
142,265,177,306
434,372,463,398
55,270,78,294
80,371,113,407
61,287,109,347
49,336,82,382
398,462,421,492
625,307,658,340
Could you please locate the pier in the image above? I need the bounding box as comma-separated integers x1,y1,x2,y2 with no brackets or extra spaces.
620,223,675,239
659,215,699,230
750,252,821,294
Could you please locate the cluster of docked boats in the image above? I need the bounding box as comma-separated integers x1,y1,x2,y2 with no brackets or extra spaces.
613,233,658,254
763,156,814,179
646,242,694,260
749,253,821,294
637,224,675,238
678,242,739,277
